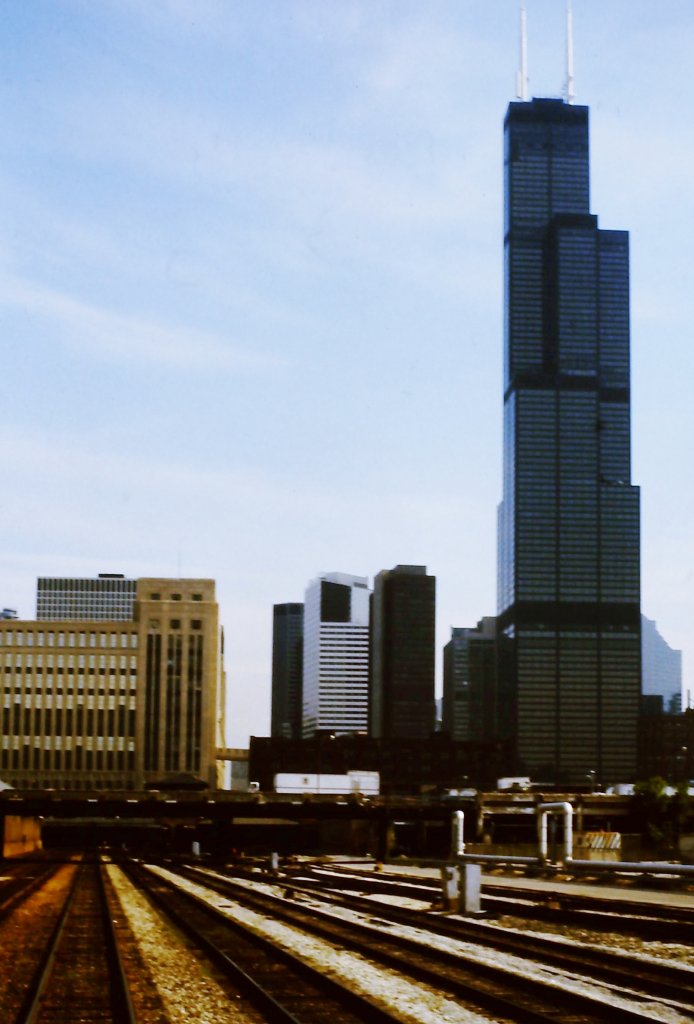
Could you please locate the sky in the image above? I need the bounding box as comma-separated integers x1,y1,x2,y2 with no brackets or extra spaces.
2,1,693,745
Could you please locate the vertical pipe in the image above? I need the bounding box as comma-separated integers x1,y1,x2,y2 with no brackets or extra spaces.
538,810,548,860
563,804,573,862
451,810,465,857
537,802,574,863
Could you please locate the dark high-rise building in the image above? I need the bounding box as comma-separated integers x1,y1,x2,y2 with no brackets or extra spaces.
271,603,304,739
497,98,641,785
442,618,497,743
370,565,435,739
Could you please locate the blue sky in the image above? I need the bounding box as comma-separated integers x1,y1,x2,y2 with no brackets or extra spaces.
2,1,692,744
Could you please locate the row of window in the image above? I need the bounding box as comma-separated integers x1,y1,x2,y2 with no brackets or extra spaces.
4,653,137,667
0,631,138,648
148,618,203,630
2,704,135,728
0,747,136,771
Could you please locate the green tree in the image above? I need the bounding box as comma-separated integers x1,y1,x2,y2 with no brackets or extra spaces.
632,777,691,856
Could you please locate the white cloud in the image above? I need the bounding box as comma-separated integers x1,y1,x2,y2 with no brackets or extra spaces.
0,271,282,374
88,0,240,39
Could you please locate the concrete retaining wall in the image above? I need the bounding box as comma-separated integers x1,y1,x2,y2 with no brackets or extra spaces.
2,815,42,858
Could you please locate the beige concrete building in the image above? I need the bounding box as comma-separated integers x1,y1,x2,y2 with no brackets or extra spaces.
0,577,225,790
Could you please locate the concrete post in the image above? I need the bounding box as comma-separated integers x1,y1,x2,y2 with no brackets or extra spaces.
441,861,481,914
460,861,481,914
441,864,460,911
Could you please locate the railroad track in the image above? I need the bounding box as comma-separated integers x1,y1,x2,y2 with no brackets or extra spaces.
301,862,694,943
11,859,136,1024
165,862,694,1024
124,859,409,1024
211,863,694,1009
0,861,61,920
282,868,694,1003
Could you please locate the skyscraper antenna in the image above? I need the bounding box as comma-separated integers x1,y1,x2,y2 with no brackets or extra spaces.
516,2,529,101
565,0,575,104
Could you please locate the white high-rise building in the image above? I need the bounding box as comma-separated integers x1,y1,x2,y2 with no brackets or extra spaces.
302,572,370,737
641,615,683,714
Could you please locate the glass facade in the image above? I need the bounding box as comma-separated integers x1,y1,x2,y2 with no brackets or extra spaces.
497,99,641,784
271,603,304,740
302,574,370,738
369,566,435,740
37,576,136,621
442,618,496,743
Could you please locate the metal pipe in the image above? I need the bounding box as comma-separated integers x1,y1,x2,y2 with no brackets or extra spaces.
537,801,573,863
392,854,694,875
451,810,465,856
568,859,694,877
457,853,539,865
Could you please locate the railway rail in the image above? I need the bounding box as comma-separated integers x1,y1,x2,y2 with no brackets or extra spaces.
1,850,691,1023
0,860,61,920
8,859,136,1024
124,859,410,1024
299,861,694,943
209,863,694,1008
164,861,694,1024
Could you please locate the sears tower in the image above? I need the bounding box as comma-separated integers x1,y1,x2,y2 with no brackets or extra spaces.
497,97,641,785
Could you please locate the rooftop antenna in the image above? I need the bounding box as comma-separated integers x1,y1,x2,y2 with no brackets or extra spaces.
565,0,576,103
516,2,529,100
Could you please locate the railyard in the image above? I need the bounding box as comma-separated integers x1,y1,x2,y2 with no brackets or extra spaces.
1,847,692,1024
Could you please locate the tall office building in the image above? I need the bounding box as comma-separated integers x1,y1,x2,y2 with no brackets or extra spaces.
370,565,435,739
37,574,136,620
0,577,225,790
442,618,497,743
271,603,304,739
302,572,370,738
497,98,641,784
641,615,682,715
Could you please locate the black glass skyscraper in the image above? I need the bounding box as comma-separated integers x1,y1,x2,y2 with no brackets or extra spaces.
370,565,435,739
271,603,304,740
497,98,640,785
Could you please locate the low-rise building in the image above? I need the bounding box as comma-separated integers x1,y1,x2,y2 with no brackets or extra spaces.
0,576,225,790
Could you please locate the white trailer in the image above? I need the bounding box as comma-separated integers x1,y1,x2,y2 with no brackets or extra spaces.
496,776,532,791
273,770,380,795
